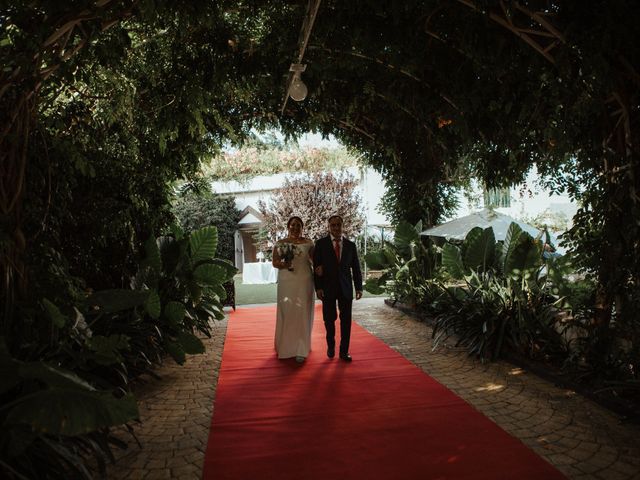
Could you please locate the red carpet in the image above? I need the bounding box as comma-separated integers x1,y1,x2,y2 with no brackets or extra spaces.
203,304,565,480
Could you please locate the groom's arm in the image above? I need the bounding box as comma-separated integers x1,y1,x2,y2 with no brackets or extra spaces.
350,242,363,299
313,241,324,298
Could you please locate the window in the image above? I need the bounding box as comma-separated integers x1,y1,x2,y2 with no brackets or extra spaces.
483,187,511,208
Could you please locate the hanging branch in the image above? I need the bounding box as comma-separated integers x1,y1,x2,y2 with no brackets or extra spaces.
455,0,565,64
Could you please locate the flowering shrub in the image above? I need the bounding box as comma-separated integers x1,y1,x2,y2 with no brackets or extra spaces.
257,171,365,249
205,146,357,182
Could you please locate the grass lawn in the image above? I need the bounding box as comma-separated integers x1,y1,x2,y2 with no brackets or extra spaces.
233,274,385,306
233,275,277,305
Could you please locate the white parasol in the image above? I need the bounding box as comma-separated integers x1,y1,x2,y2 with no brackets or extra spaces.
420,208,543,242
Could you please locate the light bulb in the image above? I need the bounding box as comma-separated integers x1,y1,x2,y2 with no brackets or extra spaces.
288,76,308,102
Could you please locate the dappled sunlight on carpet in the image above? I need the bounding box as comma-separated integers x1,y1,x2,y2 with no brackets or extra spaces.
203,305,566,480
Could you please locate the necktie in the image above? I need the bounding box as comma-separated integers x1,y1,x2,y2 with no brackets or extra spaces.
333,238,340,262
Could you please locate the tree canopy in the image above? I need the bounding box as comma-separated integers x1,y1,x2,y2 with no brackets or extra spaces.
2,0,639,325
2,1,640,476
257,170,365,247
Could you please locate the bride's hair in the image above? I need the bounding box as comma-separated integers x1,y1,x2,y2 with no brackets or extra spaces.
287,216,304,228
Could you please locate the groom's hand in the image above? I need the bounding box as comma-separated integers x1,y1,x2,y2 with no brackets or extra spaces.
355,291,363,300
316,289,324,300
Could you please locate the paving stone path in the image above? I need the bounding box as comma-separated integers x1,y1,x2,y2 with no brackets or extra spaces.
108,298,640,480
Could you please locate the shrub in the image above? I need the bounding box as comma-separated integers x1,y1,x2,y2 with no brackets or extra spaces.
364,220,436,306
257,171,365,246
429,222,570,361
0,226,235,479
172,193,240,262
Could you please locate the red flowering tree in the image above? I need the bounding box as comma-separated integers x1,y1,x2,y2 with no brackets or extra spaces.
257,171,365,251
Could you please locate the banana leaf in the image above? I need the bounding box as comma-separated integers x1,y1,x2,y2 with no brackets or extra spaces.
144,289,161,319
193,263,228,285
163,301,186,325
464,227,495,272
441,243,465,279
88,289,149,313
189,226,218,264
5,390,138,436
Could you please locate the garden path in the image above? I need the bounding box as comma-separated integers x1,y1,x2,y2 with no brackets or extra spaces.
108,298,640,480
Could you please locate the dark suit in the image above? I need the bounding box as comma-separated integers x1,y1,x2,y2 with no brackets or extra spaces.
313,235,363,355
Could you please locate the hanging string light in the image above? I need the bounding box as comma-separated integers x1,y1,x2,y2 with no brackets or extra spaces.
280,0,321,113
288,63,308,101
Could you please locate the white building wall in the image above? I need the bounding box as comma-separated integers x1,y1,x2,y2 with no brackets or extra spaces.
211,167,392,227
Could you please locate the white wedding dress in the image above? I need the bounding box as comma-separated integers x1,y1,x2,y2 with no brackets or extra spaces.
274,242,315,359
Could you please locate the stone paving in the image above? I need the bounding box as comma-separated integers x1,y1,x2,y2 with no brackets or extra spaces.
107,298,640,480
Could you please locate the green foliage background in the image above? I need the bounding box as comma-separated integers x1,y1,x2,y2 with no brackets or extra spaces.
172,194,241,262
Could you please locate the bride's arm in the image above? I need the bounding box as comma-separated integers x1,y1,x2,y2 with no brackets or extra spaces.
272,243,284,269
307,240,321,276
272,243,280,268
272,242,291,269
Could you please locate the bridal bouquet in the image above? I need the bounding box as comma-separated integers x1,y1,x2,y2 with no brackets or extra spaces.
278,243,297,271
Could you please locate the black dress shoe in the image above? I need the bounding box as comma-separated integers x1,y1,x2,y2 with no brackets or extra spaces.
327,347,335,358
339,353,352,362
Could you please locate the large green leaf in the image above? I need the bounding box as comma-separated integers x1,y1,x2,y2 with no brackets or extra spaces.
193,264,227,285
365,250,390,270
18,363,96,391
163,301,186,324
145,289,161,319
177,331,205,355
393,220,420,258
187,281,203,304
502,222,524,271
461,227,482,261
504,230,540,274
5,390,138,436
158,235,182,275
200,258,237,280
142,235,161,273
211,283,227,301
383,248,397,265
522,237,543,272
42,298,67,328
441,243,465,279
165,341,186,365
494,242,504,275
86,335,130,366
189,226,218,264
507,234,542,274
209,305,226,320
464,227,496,272
88,289,149,313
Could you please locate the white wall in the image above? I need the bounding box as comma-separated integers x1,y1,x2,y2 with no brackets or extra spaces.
359,168,389,226
211,167,392,226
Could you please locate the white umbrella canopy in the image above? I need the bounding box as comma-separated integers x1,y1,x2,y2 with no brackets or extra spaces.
420,208,543,242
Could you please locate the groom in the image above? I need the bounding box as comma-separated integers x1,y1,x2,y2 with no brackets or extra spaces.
313,215,363,362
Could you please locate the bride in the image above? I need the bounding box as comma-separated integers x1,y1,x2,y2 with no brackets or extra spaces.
272,216,315,363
